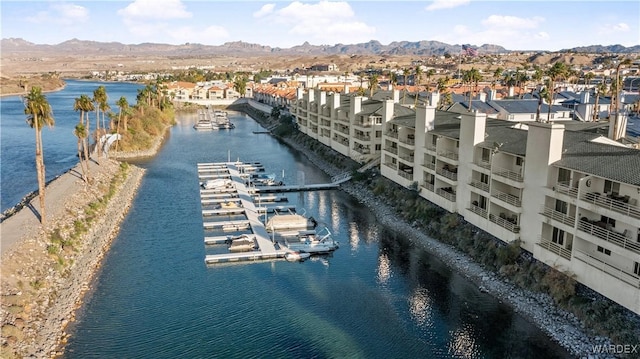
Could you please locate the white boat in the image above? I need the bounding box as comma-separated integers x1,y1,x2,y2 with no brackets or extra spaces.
265,210,317,232
284,227,339,254
193,120,219,130
201,179,232,189
227,235,256,252
284,251,311,262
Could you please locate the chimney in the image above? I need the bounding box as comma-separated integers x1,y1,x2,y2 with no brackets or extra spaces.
428,92,440,107
383,99,394,123
296,87,304,100
392,89,400,103
478,92,487,102
317,89,326,106
344,85,350,94
330,92,341,110
488,89,497,101
350,96,362,119
580,91,590,104
508,86,515,97
307,88,315,103
415,103,436,133
609,112,628,140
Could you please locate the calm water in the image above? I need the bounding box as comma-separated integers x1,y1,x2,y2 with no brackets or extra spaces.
2,82,572,358
0,79,143,212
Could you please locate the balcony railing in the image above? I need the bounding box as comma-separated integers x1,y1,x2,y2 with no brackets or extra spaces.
334,126,349,135
492,189,521,207
398,170,413,180
468,204,488,218
385,146,398,155
425,144,437,152
577,220,640,255
581,192,640,219
353,121,373,128
386,131,399,139
573,250,640,288
438,150,459,161
469,180,490,193
423,162,436,171
489,214,520,233
553,181,578,198
436,168,458,181
383,162,397,170
399,154,414,163
421,182,435,192
540,206,576,227
436,188,456,202
353,147,371,155
354,133,371,141
399,137,415,146
474,159,491,170
538,237,572,261
492,166,523,182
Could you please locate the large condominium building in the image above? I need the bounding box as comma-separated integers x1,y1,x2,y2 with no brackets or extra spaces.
290,88,640,315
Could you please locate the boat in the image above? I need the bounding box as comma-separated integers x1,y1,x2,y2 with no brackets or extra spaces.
193,120,219,131
226,235,257,252
220,200,241,209
265,209,317,232
284,250,311,262
284,227,339,254
201,179,232,189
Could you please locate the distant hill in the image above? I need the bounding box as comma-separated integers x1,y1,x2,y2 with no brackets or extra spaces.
2,38,638,58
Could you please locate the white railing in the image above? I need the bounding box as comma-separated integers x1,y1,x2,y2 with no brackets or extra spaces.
397,170,413,180
436,168,458,181
573,250,640,288
469,180,490,193
540,206,575,227
468,204,488,218
581,192,640,219
423,162,436,171
353,147,371,154
554,181,578,198
334,126,349,135
489,214,520,233
383,162,397,170
538,237,572,261
421,182,434,192
474,159,491,169
386,131,399,139
492,166,523,182
354,133,371,141
438,150,459,161
436,188,456,202
399,154,414,163
424,144,437,152
399,137,415,146
577,220,640,254
492,189,521,207
385,146,398,155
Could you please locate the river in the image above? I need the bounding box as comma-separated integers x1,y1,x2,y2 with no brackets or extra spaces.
1,81,573,358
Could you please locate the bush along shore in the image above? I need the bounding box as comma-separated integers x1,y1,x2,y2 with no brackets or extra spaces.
232,103,640,359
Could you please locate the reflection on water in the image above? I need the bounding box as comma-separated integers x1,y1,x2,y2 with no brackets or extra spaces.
63,109,571,359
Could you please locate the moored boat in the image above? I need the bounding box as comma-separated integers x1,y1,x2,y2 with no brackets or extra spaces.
226,235,257,252
284,250,311,262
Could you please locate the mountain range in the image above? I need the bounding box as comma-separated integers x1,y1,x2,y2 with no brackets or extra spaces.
2,38,639,57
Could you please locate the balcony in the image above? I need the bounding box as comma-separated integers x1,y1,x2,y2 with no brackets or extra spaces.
383,162,397,170
577,219,640,255
399,137,415,146
424,144,437,153
581,192,640,219
354,133,371,142
492,166,523,182
436,187,456,202
573,249,640,288
353,121,373,128
421,182,435,192
489,213,520,233
334,126,349,135
469,180,490,193
540,206,576,227
385,146,398,155
468,204,488,218
398,170,413,180
386,131,399,139
436,167,458,181
399,154,414,163
353,146,371,155
538,237,572,261
492,189,521,207
422,162,436,171
553,181,578,198
474,159,491,170
438,150,459,162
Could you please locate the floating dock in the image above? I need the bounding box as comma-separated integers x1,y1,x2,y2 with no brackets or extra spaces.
197,161,341,265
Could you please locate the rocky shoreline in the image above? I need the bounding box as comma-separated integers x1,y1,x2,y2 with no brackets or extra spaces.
273,132,618,358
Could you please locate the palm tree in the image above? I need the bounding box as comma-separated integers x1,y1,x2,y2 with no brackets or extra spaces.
584,72,595,88
414,66,423,107
536,82,550,122
425,69,436,92
402,67,410,104
74,94,94,170
114,96,129,152
545,62,568,121
93,86,108,158
24,86,55,225
74,123,89,183
592,81,607,121
368,74,379,97
463,68,482,110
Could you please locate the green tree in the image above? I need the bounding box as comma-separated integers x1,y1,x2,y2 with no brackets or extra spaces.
368,73,379,97
93,86,108,158
613,58,632,138
233,76,247,97
545,62,568,121
74,123,89,183
24,86,55,225
74,94,94,181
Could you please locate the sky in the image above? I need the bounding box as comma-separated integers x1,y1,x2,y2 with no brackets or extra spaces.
1,0,638,51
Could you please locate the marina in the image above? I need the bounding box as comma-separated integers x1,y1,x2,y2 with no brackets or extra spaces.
198,161,341,265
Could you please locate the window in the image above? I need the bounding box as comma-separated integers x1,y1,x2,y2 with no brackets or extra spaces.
509,114,515,120
604,180,620,195
555,200,568,214
481,148,491,162
600,215,615,228
596,246,611,256
516,157,524,166
635,262,640,276
550,114,555,119
456,141,459,148
375,144,381,151
480,173,489,184
376,131,382,138
557,168,571,183
552,227,565,246
478,196,487,209
431,135,438,146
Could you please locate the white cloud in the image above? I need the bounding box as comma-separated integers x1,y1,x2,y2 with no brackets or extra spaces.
481,15,544,29
598,22,630,35
117,0,191,20
256,1,375,45
425,0,470,11
253,4,275,18
26,3,89,26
